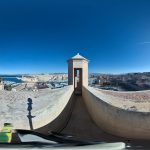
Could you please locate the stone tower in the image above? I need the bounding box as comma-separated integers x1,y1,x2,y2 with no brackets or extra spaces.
67,53,89,94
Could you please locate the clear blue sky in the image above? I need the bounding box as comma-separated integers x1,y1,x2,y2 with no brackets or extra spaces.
0,0,150,74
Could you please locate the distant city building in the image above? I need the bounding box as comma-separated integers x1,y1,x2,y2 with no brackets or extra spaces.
0,80,4,90
12,84,26,92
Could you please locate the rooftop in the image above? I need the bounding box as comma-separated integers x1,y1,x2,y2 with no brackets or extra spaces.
70,53,89,61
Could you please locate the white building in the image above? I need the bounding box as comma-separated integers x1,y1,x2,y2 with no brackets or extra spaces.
0,82,4,90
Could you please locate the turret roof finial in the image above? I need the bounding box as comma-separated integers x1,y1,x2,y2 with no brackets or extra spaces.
71,53,88,61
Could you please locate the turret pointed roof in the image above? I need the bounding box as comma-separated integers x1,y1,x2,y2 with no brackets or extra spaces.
71,53,89,61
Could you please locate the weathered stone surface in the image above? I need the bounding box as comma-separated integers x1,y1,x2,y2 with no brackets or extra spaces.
0,86,73,130
82,86,150,139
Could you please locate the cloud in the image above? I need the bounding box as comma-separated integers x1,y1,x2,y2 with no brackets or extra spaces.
139,42,150,45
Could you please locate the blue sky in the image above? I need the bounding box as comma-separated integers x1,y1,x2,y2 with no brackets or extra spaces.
0,0,150,74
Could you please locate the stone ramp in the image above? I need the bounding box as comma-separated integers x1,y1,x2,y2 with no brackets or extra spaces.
61,95,122,142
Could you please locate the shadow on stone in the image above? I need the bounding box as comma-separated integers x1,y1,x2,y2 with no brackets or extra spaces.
27,98,35,130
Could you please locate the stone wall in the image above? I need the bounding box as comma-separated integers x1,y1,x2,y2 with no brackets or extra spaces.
82,86,150,140
68,59,88,87
0,86,74,130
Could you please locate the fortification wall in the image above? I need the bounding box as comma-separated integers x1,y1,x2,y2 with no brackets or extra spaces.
33,85,74,130
0,86,74,130
82,86,150,140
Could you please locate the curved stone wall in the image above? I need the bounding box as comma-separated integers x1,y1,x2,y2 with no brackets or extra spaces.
0,86,74,130
33,86,74,130
82,86,150,140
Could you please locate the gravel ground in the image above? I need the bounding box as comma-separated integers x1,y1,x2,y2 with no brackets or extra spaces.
94,88,150,112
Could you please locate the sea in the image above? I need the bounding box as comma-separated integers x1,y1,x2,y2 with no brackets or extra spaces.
0,75,23,83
